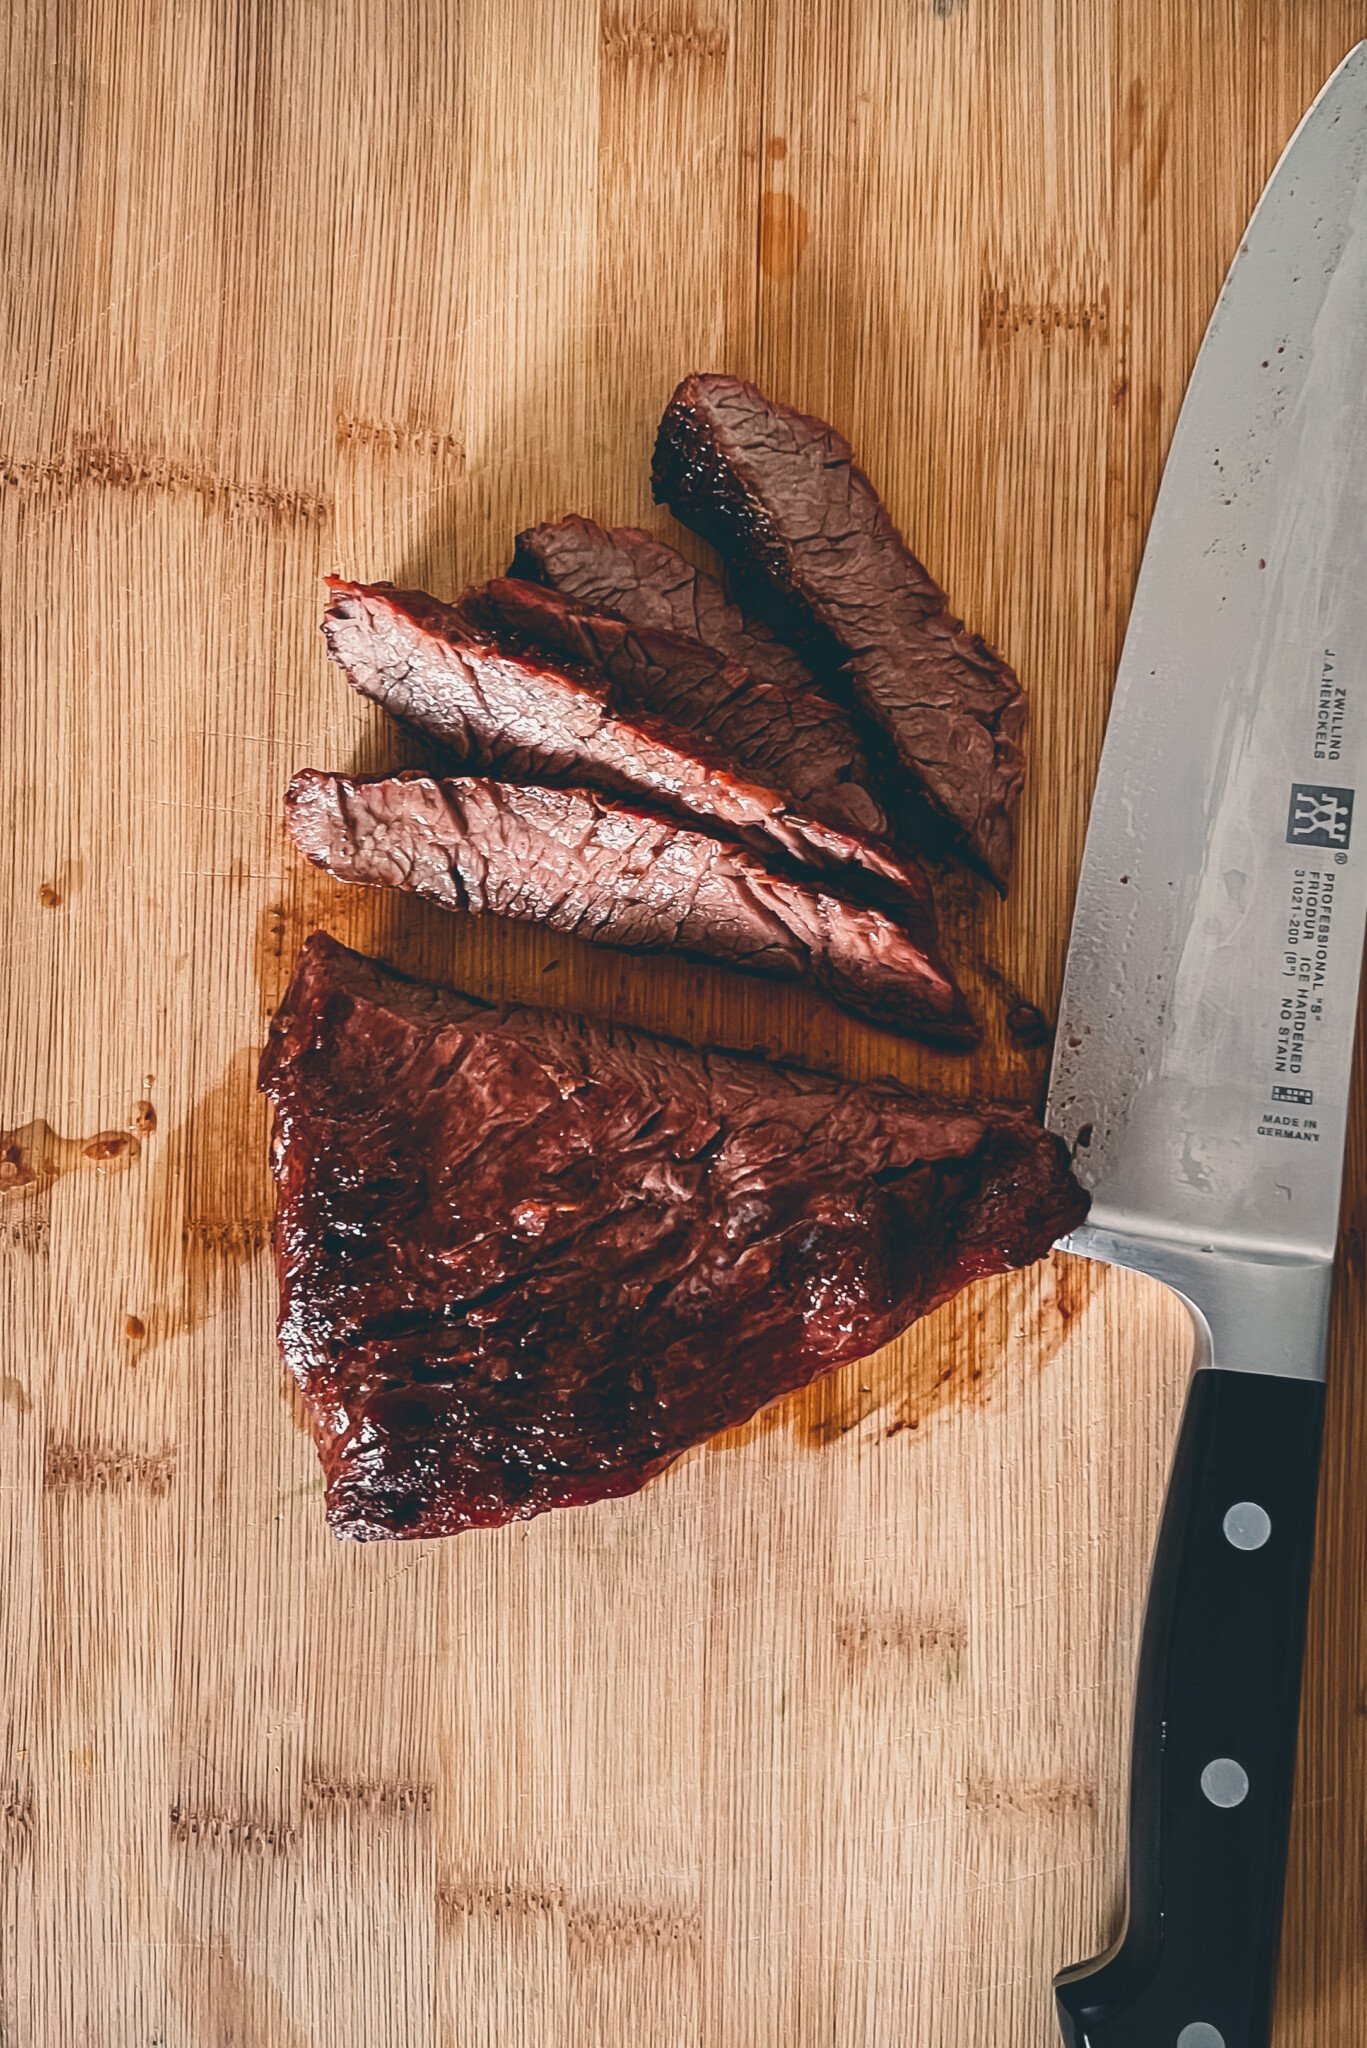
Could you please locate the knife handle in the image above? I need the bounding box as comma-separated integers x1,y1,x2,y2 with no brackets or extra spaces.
1055,1364,1323,2048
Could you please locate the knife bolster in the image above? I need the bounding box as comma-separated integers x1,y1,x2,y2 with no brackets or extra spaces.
1063,1224,1332,1382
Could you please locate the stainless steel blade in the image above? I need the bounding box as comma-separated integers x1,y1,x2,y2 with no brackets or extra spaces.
1047,44,1367,1374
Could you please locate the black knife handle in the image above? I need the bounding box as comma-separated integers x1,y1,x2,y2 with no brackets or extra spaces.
1055,1365,1324,2048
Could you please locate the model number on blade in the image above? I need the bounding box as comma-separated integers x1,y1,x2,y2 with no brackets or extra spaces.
1260,867,1338,1138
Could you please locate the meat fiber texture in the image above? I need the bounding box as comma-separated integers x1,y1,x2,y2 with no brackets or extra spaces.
323,577,927,919
512,514,815,693
470,575,889,843
652,374,1026,889
259,935,1088,1539
285,769,975,1045
507,521,889,839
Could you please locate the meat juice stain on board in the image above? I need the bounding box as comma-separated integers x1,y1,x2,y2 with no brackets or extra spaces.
797,1272,1029,1447
174,1047,273,1345
280,1373,312,1436
35,859,83,911
758,191,810,281
0,1102,154,1198
710,1252,1099,1459
1,1376,32,1416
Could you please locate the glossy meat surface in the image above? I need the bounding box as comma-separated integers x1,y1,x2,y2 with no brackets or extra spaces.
285,770,975,1044
259,936,1088,1539
652,375,1026,888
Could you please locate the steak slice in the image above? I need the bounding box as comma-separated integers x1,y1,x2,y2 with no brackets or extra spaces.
284,769,975,1045
652,374,1026,889
259,933,1088,1539
467,576,890,842
510,518,888,840
324,577,924,916
511,515,815,693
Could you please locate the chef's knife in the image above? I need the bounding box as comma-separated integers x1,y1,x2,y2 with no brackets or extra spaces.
1045,43,1367,2048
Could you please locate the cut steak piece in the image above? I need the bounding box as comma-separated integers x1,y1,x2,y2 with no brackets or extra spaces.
259,934,1088,1539
323,577,924,916
508,520,881,839
467,575,890,842
652,374,1026,889
511,515,815,694
284,769,975,1045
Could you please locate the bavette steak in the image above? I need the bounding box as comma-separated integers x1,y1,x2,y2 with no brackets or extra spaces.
284,769,975,1044
508,520,888,839
511,515,815,694
652,374,1026,889
466,576,889,842
323,577,925,916
259,934,1088,1539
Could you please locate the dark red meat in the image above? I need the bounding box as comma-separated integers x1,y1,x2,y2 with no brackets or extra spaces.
284,769,975,1045
323,577,926,917
259,935,1088,1539
509,520,888,839
652,374,1026,889
510,514,814,694
466,576,889,842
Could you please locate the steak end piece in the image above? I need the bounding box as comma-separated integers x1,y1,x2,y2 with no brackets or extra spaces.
260,935,1088,1539
284,768,977,1047
651,374,1026,889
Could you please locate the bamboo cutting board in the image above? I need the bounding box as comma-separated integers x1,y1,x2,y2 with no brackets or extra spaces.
3,4,1367,2043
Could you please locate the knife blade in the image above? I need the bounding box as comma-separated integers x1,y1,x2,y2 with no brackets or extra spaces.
1045,43,1367,2048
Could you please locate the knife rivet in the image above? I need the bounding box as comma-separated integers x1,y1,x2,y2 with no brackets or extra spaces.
1223,1502,1271,1550
1177,2026,1225,2048
1200,1758,1249,1808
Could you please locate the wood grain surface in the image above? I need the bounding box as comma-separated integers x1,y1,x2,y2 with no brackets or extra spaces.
3,4,1366,2043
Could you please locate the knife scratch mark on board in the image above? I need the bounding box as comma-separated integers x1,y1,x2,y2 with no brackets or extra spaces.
964,1774,1098,1820
168,1806,296,1853
599,16,727,66
837,1608,968,1662
44,1445,176,1498
0,443,330,525
335,417,466,467
303,1778,433,1816
436,1877,702,1952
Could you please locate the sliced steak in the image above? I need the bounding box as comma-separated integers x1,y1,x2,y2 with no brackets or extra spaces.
512,515,816,691
285,769,975,1045
652,374,1026,889
260,934,1088,1538
511,516,892,825
467,576,889,841
323,577,925,916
